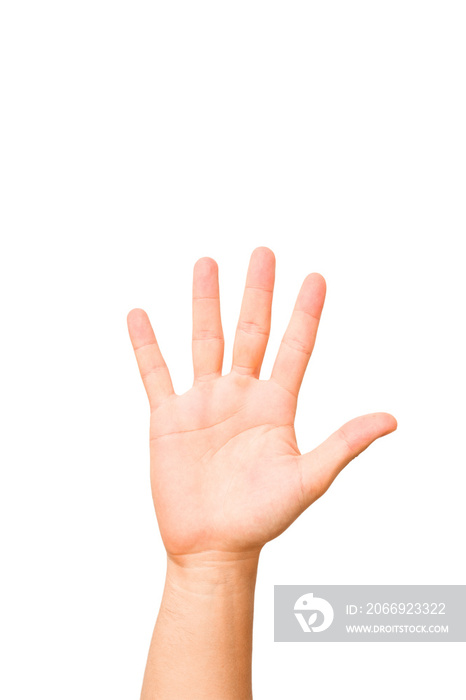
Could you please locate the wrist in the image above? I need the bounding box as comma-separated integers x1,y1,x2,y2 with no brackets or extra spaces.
146,550,259,700
165,549,261,596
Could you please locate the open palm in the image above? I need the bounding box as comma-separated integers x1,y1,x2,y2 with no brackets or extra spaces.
127,248,396,558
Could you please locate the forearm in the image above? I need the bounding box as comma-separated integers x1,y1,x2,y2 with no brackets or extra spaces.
140,550,260,700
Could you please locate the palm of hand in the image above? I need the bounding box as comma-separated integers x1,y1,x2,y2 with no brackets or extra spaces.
150,374,302,555
128,248,396,558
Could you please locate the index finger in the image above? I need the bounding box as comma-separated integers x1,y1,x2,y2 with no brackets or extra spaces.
270,273,326,397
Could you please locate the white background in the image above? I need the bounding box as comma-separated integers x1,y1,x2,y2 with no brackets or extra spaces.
1,1,465,698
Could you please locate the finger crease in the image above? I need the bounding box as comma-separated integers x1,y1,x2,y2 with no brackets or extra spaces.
141,365,168,380
245,285,274,294
282,338,312,356
134,340,158,352
192,335,224,342
237,324,269,337
297,308,321,323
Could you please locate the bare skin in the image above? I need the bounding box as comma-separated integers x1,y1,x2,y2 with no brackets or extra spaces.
127,247,397,699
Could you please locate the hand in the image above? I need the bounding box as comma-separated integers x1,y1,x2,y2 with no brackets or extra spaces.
127,248,396,562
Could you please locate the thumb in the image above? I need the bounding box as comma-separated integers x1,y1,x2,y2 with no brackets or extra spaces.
298,412,397,507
